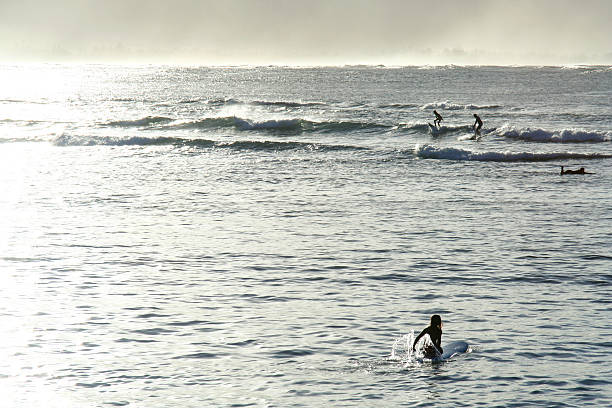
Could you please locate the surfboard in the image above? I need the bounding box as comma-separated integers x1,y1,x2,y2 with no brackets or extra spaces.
440,340,469,360
428,123,440,134
420,341,470,363
458,134,477,141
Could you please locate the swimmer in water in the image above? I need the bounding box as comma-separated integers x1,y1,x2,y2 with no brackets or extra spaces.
433,110,443,128
413,314,443,358
473,114,483,133
560,166,593,175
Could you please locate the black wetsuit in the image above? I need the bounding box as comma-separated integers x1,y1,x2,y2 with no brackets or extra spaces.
561,166,590,175
474,115,483,132
413,325,443,357
434,111,443,127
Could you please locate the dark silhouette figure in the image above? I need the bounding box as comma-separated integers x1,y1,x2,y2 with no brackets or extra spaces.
433,110,443,128
560,166,593,175
473,114,483,133
413,314,443,358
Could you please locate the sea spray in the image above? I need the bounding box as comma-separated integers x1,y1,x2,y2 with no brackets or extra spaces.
420,101,502,111
496,125,612,143
390,330,415,362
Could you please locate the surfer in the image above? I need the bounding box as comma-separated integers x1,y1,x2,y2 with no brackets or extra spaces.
433,110,443,128
413,314,443,358
473,114,483,133
560,166,593,175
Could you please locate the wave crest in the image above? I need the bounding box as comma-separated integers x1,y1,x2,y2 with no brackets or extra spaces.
497,125,612,143
164,116,392,133
204,98,326,109
398,122,473,134
54,134,190,147
413,144,612,162
251,100,326,108
234,118,303,131
420,101,502,111
104,116,173,127
53,134,366,153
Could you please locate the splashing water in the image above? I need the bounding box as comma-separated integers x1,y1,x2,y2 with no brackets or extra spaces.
390,330,415,362
391,330,445,366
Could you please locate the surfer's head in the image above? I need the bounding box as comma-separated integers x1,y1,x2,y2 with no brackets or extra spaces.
430,314,442,328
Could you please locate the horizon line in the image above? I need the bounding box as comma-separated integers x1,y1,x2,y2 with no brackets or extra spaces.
1,60,611,69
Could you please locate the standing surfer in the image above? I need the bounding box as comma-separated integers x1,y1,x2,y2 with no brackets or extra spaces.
473,113,483,133
433,110,443,128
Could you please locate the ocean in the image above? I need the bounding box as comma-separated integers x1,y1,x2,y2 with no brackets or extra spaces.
1,64,611,407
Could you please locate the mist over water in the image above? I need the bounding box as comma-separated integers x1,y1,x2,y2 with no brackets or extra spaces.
1,64,612,407
1,0,611,65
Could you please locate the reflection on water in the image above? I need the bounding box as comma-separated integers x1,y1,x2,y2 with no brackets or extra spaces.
1,65,611,407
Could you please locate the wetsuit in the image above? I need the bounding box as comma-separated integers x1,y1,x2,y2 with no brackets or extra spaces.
474,114,483,132
434,111,443,127
413,325,443,357
561,166,588,175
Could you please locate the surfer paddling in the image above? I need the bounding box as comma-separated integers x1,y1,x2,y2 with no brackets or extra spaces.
473,113,483,134
413,314,443,358
433,110,443,128
560,166,593,175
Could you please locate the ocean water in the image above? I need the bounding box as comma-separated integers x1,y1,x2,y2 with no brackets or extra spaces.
1,64,611,407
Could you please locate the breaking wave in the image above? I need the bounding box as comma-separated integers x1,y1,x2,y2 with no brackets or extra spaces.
158,98,329,111
160,116,393,133
378,103,420,109
99,115,392,133
496,125,612,143
413,144,612,162
251,100,327,108
52,134,366,153
205,98,242,106
202,98,326,108
54,134,196,147
234,118,304,131
420,101,502,111
398,122,473,134
307,119,393,133
397,122,431,133
170,117,238,130
104,116,173,127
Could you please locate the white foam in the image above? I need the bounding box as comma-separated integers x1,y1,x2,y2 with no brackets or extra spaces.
390,330,415,361
457,134,476,141
420,101,501,111
413,143,610,162
497,125,612,143
234,118,302,131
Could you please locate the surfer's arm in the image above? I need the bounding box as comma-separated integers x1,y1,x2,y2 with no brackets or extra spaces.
412,328,427,351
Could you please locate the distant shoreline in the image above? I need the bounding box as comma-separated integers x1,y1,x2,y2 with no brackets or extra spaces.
1,61,611,69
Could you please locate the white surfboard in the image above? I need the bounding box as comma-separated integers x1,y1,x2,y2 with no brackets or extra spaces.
421,341,470,363
440,340,470,360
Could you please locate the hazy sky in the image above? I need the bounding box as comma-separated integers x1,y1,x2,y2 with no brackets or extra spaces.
1,0,611,65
